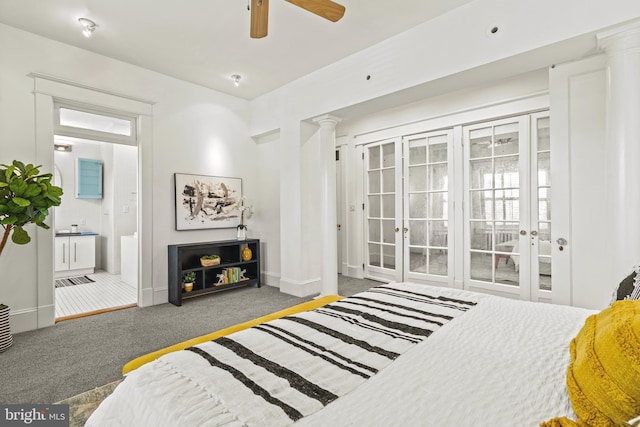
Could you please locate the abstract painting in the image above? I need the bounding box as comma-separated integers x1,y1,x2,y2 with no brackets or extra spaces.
174,173,241,230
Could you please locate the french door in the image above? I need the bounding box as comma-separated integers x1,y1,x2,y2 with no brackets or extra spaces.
403,130,453,284
363,112,551,301
364,130,453,284
364,139,403,282
462,112,551,301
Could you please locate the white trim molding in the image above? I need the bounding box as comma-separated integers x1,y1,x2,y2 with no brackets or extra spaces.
279,277,321,297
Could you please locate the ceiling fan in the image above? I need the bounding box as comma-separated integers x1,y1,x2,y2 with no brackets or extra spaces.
250,0,346,38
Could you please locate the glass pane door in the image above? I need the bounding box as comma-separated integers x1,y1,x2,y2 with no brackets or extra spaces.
403,130,452,284
464,116,530,298
364,139,402,282
531,113,552,299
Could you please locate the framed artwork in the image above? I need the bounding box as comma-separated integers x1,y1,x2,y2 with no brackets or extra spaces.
174,173,242,230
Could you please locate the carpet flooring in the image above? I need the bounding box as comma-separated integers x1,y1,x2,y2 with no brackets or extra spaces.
1,275,378,409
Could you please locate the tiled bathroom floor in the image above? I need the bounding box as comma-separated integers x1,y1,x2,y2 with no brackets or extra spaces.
55,270,137,319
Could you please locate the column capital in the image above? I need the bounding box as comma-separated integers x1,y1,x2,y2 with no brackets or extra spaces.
597,19,640,52
312,114,342,128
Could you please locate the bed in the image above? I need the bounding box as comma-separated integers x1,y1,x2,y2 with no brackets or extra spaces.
86,282,637,427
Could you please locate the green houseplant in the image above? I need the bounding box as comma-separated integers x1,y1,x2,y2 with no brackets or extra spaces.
0,161,63,352
182,272,196,292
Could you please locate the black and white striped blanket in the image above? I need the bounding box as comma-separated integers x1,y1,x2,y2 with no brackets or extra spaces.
91,284,478,427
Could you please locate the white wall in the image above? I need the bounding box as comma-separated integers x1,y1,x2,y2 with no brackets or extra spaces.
0,23,254,333
111,144,138,274
254,132,281,287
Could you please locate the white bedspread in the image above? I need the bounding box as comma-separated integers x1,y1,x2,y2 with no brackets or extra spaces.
87,283,594,427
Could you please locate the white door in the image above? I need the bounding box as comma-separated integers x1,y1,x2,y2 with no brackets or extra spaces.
364,131,454,284
463,113,551,300
69,235,96,270
402,130,453,285
529,113,552,302
364,138,403,282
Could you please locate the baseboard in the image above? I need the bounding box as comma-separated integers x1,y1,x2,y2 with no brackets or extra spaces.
346,264,365,279
135,286,156,307
9,307,38,334
279,277,321,297
261,271,281,288
151,286,168,306
340,262,348,275
38,304,55,329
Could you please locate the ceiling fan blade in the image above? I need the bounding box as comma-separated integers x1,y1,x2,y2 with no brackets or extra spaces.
250,0,269,39
285,0,345,22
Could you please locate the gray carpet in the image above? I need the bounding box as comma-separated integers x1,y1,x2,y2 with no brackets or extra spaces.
1,275,378,404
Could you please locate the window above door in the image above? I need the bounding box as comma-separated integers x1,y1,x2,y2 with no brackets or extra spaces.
54,103,137,145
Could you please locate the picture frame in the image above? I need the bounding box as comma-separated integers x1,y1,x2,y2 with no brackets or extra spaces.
174,173,242,231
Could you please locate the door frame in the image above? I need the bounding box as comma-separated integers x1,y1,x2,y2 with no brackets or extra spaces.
32,74,153,330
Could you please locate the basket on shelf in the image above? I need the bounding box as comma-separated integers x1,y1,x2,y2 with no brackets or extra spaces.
200,255,221,267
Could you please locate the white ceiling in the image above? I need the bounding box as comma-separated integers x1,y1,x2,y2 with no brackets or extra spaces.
0,0,474,100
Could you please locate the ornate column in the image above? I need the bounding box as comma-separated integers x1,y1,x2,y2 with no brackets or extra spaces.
597,20,640,280
313,114,342,296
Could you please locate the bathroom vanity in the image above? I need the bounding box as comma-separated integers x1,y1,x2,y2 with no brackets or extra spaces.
54,232,97,278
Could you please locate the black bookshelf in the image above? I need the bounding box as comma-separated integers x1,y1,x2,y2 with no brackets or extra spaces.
168,239,260,306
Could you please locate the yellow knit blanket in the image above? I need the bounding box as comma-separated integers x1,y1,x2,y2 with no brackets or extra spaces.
541,300,640,427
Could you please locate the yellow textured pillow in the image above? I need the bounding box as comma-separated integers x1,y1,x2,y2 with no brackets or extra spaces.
542,300,640,427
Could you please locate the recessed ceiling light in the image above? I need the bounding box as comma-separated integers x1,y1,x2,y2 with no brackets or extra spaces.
231,74,241,87
78,18,97,38
54,143,72,152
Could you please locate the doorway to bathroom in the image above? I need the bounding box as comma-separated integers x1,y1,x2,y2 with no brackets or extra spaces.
52,104,139,320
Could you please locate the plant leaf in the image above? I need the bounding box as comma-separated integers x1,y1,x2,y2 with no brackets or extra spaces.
9,178,28,196
11,226,30,245
23,184,42,198
12,197,30,207
5,165,15,182
0,216,18,225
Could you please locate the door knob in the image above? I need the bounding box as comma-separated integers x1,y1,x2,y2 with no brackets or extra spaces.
530,230,538,236
556,238,568,246
395,227,400,232
519,230,527,236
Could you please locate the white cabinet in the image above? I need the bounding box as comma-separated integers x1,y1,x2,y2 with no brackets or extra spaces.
55,234,96,277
